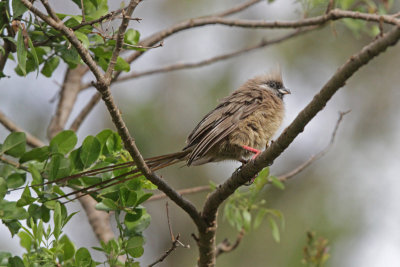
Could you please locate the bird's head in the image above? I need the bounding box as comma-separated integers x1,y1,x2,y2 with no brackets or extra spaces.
256,69,291,99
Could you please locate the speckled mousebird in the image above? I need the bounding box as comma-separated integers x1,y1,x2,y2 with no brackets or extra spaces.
38,69,291,201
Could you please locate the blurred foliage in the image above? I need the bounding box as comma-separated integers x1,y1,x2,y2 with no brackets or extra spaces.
302,231,330,267
223,167,285,242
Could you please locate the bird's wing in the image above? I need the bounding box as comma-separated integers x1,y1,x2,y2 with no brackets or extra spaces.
184,90,262,164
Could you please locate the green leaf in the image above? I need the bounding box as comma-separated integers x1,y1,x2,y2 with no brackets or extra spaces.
136,192,152,205
50,130,78,155
125,211,150,234
80,136,101,169
69,148,84,171
3,220,21,236
268,218,280,243
96,129,114,155
124,29,140,45
12,0,28,18
20,146,50,163
8,256,24,267
253,209,267,230
0,177,7,200
16,186,36,207
27,38,39,77
6,173,26,189
18,231,32,252
75,31,90,49
60,235,76,260
242,210,251,231
0,252,12,265
48,154,71,180
102,198,119,210
115,56,130,72
1,132,26,157
0,200,28,220
126,236,144,258
36,220,44,245
56,45,80,68
41,56,60,77
16,30,27,76
75,247,93,266
53,202,62,240
269,176,285,190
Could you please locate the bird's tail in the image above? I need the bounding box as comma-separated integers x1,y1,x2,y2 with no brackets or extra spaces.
9,151,190,202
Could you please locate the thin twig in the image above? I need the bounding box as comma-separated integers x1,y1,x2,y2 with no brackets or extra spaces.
166,202,175,241
82,27,317,90
125,8,400,65
216,228,246,257
214,0,263,17
69,92,101,132
147,234,181,267
0,110,45,147
0,155,29,172
278,110,351,182
148,185,211,202
80,0,85,22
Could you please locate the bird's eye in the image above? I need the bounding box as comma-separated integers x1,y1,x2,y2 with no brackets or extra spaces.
266,81,282,89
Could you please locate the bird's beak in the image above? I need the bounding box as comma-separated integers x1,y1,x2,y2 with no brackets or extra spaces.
278,88,291,95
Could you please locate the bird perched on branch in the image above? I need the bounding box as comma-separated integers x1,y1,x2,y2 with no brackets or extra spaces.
148,68,291,167
31,69,291,201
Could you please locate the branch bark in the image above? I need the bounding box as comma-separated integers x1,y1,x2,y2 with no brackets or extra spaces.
47,65,87,139
0,110,45,147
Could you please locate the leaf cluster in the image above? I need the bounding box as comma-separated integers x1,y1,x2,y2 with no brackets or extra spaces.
223,167,285,243
0,129,155,266
0,0,142,78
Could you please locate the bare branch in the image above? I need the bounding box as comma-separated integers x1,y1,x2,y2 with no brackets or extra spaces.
69,92,102,132
104,0,141,81
216,228,245,257
214,0,263,17
198,25,400,267
110,27,316,86
148,185,211,202
125,8,400,65
147,234,181,267
0,110,45,147
47,65,87,139
80,0,86,22
0,155,29,172
278,110,350,182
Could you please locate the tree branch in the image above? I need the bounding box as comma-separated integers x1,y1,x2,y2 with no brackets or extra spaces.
215,228,245,257
198,25,400,267
147,234,181,267
69,92,102,132
105,27,317,86
278,110,350,182
0,110,45,147
47,65,87,139
125,8,400,65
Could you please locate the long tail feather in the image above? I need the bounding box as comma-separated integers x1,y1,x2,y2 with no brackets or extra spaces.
53,150,190,202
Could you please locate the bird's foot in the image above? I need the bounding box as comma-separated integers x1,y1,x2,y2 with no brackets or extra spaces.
242,145,261,160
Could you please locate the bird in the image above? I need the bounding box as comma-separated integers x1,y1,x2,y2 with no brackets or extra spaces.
38,69,291,201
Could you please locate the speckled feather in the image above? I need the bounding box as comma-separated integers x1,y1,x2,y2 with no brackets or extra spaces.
142,70,288,169
184,71,286,165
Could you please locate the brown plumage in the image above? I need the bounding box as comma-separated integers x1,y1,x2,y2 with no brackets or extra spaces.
145,69,290,168
43,70,290,202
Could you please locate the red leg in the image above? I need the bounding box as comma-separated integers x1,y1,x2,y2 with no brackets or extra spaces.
242,145,261,159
